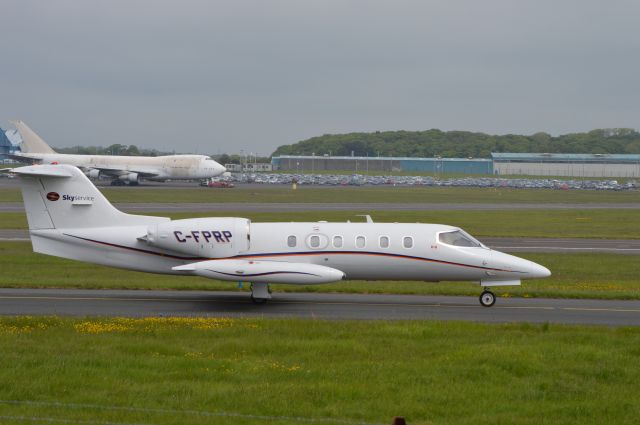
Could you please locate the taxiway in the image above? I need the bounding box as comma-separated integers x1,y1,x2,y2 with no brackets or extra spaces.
1,288,639,326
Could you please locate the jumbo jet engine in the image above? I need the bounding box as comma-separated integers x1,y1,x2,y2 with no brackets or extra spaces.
118,172,139,183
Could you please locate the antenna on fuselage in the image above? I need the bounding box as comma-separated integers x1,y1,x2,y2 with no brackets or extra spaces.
356,214,374,223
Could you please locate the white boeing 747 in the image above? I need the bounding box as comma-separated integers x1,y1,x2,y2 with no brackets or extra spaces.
13,164,550,306
7,121,226,185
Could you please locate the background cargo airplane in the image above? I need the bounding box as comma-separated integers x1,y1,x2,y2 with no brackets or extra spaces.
13,164,550,306
7,121,226,185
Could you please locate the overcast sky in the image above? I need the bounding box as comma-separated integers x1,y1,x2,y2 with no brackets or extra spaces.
2,0,639,155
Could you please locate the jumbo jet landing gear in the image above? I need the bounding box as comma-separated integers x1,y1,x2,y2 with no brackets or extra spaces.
250,283,272,304
479,290,496,307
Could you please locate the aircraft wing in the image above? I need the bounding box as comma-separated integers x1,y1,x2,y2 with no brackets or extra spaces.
2,153,39,163
173,259,346,284
85,167,160,178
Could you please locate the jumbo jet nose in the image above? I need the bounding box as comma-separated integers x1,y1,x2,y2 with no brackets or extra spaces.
210,161,226,175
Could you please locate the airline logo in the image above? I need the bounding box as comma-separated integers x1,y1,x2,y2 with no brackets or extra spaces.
62,195,95,202
46,193,96,202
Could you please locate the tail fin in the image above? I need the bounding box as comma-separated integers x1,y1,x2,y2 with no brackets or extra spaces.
13,164,168,230
12,120,56,154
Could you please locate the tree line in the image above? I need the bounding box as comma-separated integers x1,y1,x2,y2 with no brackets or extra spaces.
272,128,640,158
55,144,170,156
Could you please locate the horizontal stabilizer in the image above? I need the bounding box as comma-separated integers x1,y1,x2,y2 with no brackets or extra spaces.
12,165,72,178
173,259,346,285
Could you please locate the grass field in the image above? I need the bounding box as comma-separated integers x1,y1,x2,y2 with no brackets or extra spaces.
1,317,639,424
1,185,640,204
2,242,640,299
1,208,639,239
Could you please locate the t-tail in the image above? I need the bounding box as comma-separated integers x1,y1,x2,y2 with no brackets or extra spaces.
13,164,168,257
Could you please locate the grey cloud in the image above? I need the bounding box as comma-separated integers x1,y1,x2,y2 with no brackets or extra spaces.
1,0,640,154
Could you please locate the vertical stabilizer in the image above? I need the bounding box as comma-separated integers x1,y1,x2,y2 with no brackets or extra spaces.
12,120,56,154
13,164,168,230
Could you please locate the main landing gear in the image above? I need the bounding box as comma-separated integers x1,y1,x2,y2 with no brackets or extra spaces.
479,290,496,307
250,283,272,304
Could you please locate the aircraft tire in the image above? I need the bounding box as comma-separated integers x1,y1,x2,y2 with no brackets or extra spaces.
251,296,268,304
479,290,496,307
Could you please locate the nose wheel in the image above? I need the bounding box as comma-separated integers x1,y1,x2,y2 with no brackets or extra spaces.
479,290,496,307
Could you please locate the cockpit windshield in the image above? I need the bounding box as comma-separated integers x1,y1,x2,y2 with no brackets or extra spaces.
438,230,484,248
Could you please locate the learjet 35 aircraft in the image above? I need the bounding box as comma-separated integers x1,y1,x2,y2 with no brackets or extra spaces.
14,164,550,306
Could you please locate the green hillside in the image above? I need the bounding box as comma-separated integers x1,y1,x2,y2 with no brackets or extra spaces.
273,128,640,158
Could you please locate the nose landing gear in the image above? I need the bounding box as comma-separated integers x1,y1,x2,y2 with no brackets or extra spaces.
479,290,496,307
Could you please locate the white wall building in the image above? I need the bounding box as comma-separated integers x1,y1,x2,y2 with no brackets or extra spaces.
492,153,640,178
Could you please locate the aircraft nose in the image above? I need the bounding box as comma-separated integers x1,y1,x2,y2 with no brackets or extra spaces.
530,263,551,279
492,251,551,279
518,258,551,279
211,161,226,175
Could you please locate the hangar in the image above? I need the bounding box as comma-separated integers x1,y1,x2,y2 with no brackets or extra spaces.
272,153,640,177
492,153,640,178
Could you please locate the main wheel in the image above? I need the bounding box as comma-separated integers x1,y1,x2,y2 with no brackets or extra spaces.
479,290,496,307
251,296,268,304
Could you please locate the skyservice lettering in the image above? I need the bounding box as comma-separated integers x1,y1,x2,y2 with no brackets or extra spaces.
62,194,95,202
174,230,232,243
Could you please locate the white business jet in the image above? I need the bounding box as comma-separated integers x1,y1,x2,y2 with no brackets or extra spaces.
8,121,226,185
14,164,550,306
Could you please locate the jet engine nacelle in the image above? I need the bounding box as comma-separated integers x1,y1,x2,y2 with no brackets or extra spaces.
145,217,250,258
86,169,101,179
119,172,139,183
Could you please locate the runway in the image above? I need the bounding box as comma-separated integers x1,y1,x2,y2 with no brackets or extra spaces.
2,230,639,253
3,201,640,212
1,288,639,326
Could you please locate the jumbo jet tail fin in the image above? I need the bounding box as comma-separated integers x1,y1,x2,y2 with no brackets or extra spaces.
13,164,168,230
12,120,57,154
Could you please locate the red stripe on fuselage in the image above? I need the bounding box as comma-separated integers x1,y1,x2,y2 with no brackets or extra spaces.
62,233,522,273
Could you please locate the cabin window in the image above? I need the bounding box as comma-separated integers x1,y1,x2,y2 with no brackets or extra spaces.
333,235,343,248
309,235,320,248
438,230,482,247
356,236,366,248
287,235,297,247
403,236,413,249
379,236,390,248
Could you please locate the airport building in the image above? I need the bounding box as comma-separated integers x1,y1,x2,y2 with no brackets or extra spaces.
0,127,21,162
492,153,640,178
272,153,640,177
225,163,273,172
271,155,493,174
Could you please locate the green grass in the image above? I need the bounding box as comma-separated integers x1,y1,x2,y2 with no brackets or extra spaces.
2,242,640,299
1,317,640,424
2,208,639,239
1,185,639,203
